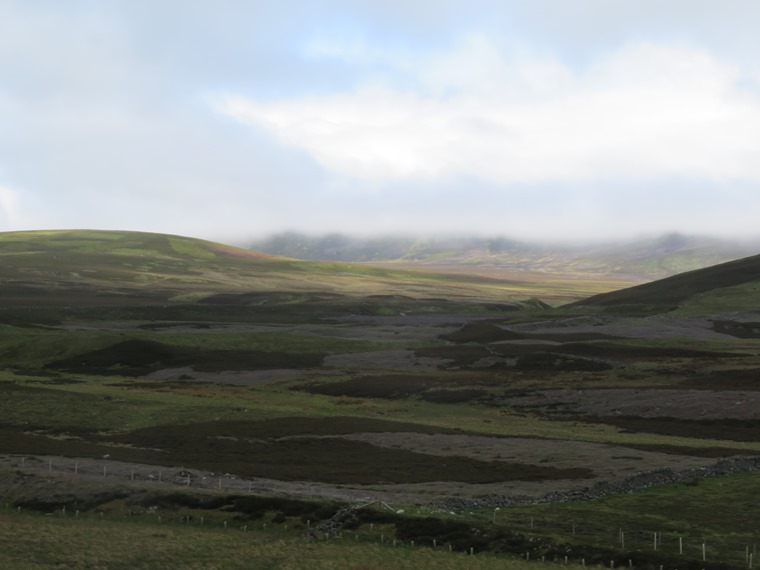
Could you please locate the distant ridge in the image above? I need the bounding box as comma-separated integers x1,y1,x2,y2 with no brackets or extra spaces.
250,232,760,281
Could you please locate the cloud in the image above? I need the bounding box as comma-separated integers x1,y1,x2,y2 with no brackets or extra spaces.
0,1,328,241
3,1,760,242
0,185,22,229
220,39,760,185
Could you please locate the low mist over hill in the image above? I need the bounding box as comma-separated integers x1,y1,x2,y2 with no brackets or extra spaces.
251,232,760,281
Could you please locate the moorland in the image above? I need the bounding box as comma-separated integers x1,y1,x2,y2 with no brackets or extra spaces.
1,229,760,569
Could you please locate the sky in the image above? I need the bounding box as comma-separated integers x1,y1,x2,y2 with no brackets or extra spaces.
2,0,760,244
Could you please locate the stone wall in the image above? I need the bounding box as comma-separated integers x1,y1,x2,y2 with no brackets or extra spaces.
440,455,760,510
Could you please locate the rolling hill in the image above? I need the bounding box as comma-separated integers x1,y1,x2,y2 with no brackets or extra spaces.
573,251,760,315
0,229,285,306
0,229,600,310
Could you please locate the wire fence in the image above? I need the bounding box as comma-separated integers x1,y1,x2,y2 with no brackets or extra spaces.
484,512,759,568
4,454,759,569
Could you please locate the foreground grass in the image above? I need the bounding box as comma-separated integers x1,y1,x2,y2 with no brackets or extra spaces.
0,510,579,570
456,470,760,567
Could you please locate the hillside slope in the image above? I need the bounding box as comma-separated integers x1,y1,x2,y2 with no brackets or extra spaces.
0,229,571,308
0,229,283,305
572,252,760,314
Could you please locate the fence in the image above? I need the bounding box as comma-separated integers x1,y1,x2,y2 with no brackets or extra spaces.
5,454,759,569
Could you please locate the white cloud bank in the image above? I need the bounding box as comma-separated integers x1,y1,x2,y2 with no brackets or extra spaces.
0,185,22,229
220,39,760,185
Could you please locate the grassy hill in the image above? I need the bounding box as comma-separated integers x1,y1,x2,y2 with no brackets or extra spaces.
0,229,279,304
573,252,760,315
0,229,628,310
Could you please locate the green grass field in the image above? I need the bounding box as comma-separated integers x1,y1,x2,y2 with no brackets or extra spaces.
1,509,581,570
